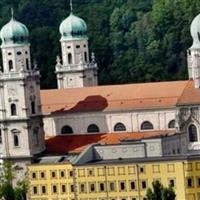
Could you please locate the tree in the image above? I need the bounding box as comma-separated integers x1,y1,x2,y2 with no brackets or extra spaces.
146,180,176,200
0,161,27,200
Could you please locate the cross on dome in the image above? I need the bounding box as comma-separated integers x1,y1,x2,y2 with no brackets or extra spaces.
70,0,73,13
11,8,14,19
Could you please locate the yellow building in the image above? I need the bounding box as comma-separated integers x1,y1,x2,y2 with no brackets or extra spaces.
27,156,200,200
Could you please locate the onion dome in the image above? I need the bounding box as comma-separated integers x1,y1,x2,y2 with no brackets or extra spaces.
59,13,87,41
190,13,200,49
0,16,29,47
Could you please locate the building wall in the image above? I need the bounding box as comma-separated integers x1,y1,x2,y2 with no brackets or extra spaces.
43,108,176,136
27,159,200,200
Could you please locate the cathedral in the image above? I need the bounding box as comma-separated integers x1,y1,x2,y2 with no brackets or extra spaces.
0,7,200,180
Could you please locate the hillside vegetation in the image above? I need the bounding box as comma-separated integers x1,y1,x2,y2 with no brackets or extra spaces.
0,0,200,88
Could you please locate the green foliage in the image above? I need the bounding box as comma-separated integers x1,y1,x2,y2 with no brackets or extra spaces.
146,180,176,200
0,0,199,88
0,161,27,200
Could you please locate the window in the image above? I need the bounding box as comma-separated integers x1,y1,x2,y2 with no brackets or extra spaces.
31,101,36,114
11,104,17,116
33,186,37,194
61,185,66,193
12,129,20,147
26,58,29,69
8,60,13,71
120,182,126,191
51,171,56,178
141,121,153,130
168,120,175,129
197,177,200,187
187,178,193,187
109,182,115,191
87,124,100,133
89,183,95,192
76,45,80,48
69,170,73,177
140,167,145,173
52,185,57,193
189,124,198,142
14,134,19,147
0,130,2,144
41,186,46,194
84,52,88,62
114,123,126,132
141,181,147,189
60,171,65,178
40,172,45,179
70,184,74,192
169,179,175,187
99,183,105,192
68,53,72,64
61,125,73,134
80,183,86,193
32,172,36,179
130,181,136,190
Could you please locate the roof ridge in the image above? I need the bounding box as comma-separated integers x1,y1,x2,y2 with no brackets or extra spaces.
176,80,191,105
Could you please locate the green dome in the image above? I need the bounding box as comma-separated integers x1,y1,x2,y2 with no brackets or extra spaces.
0,17,29,47
190,13,200,49
59,13,87,41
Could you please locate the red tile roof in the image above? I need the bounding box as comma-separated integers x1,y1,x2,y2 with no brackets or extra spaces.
40,80,200,114
45,131,174,154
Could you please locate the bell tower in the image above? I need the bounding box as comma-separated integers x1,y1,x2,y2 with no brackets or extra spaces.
55,5,98,89
187,13,200,88
0,12,45,171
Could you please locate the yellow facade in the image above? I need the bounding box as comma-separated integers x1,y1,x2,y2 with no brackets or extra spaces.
27,159,200,200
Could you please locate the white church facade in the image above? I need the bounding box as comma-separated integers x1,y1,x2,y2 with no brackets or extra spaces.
0,8,200,174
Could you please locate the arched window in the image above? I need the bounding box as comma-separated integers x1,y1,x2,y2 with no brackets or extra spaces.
26,58,29,69
84,52,88,62
61,125,73,134
141,121,154,130
12,129,20,147
11,104,17,116
33,127,39,146
31,101,36,114
114,123,126,132
8,60,13,71
68,53,72,64
87,124,100,133
14,135,19,147
168,120,175,129
188,124,198,142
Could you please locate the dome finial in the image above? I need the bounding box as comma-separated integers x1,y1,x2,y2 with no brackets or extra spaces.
70,0,73,13
11,8,14,19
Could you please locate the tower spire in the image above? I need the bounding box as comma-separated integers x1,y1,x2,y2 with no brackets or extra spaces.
70,0,73,13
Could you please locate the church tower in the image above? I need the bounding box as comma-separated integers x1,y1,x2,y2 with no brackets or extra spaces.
0,13,45,170
55,6,98,89
187,13,200,88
